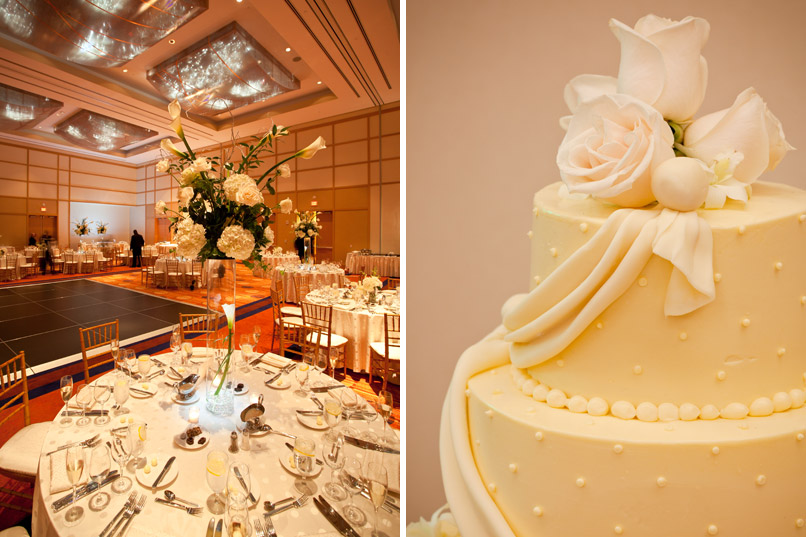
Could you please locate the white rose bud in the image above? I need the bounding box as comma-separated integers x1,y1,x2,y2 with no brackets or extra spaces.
279,198,293,214
278,163,291,178
155,200,167,214
156,160,170,173
180,167,196,186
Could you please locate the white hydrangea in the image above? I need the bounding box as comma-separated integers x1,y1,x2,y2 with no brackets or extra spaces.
191,157,212,173
279,197,293,214
156,160,170,173
178,186,194,208
217,225,255,260
362,275,383,292
155,200,167,214
174,218,206,258
223,173,262,206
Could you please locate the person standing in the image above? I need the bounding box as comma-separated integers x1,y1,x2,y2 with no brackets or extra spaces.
130,229,144,267
28,233,36,246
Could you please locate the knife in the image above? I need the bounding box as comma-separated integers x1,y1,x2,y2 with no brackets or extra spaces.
310,384,347,393
296,409,323,416
313,496,361,537
232,466,256,504
59,409,109,416
214,518,223,537
130,387,154,396
265,371,282,385
147,369,165,380
205,518,215,537
310,396,324,410
250,350,270,365
343,435,400,455
52,471,119,511
151,456,176,490
284,442,323,466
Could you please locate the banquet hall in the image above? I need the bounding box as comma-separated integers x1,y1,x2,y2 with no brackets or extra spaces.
0,1,400,536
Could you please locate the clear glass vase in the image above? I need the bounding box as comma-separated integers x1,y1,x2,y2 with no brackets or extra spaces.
205,258,236,416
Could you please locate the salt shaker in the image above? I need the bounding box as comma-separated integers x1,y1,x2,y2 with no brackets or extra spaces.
229,431,239,453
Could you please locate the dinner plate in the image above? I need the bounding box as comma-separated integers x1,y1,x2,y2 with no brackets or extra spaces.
166,366,191,380
110,414,145,429
171,391,200,405
173,428,210,450
135,453,179,489
278,453,323,478
296,412,329,430
233,383,249,396
129,382,158,398
264,376,292,390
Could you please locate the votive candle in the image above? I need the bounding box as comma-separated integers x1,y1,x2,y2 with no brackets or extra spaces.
188,407,200,424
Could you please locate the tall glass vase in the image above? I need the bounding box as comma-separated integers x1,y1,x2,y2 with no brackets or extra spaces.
303,236,312,264
205,258,236,416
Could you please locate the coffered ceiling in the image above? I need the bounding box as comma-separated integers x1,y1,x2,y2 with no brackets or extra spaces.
0,0,400,163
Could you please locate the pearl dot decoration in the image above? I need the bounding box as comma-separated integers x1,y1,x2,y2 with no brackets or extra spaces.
658,403,679,422
711,446,720,455
567,395,588,413
611,401,637,420
636,402,659,422
485,409,494,419
708,524,719,535
488,483,497,493
680,403,700,421
587,397,609,416
756,475,767,486
738,225,746,235
775,261,783,271
596,322,604,329
679,332,688,341
797,433,805,441
633,365,643,375
547,389,567,408
509,463,518,473
534,275,541,284
700,405,720,420
741,317,751,327
638,277,648,287
713,272,722,282
720,402,749,419
532,384,550,402
656,476,668,488
549,247,558,257
716,370,727,381
778,348,787,357
613,444,624,454
799,213,806,223
527,230,533,238
614,526,624,535
797,518,805,528
801,296,806,305
749,397,774,417
579,222,589,233
533,506,543,517
535,431,544,441
556,360,565,368
575,477,586,488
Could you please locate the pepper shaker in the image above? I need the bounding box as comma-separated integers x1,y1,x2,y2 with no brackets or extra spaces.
229,431,239,453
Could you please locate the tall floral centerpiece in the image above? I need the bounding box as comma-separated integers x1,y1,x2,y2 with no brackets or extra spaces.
156,99,326,415
73,218,91,237
95,221,108,235
292,210,321,263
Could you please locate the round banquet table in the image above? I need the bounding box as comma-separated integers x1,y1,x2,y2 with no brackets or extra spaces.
252,254,300,278
153,258,203,287
344,253,400,278
32,350,399,537
272,266,347,303
157,243,179,255
0,252,25,280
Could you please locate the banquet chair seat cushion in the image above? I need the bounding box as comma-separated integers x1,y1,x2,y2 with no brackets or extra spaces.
0,422,50,477
369,342,401,360
0,526,31,537
281,306,303,317
277,316,304,328
305,332,348,348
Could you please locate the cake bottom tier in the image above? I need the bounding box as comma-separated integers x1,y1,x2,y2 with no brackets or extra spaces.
468,365,806,537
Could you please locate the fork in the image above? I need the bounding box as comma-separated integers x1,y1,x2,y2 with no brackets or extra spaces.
155,498,203,516
263,515,278,537
252,518,266,537
46,434,101,456
107,493,139,537
115,494,146,536
99,491,136,537
264,494,308,517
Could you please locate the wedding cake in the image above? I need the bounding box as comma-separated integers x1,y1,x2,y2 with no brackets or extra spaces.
434,14,805,537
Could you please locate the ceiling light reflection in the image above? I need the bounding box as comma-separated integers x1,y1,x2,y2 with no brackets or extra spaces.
54,110,156,152
0,83,63,131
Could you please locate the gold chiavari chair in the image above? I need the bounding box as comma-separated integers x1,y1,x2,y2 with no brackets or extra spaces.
369,313,401,390
179,313,215,343
63,251,78,275
386,277,400,290
301,302,348,376
79,319,119,382
186,259,204,289
271,289,305,358
0,255,14,282
275,277,302,317
164,258,182,289
292,273,311,304
0,351,49,513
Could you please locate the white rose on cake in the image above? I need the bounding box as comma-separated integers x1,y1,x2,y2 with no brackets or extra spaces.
557,93,674,207
217,225,255,260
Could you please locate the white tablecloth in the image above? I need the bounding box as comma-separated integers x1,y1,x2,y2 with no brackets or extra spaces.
157,243,178,255
32,350,399,537
252,254,300,278
0,253,25,279
153,258,202,287
62,252,100,272
272,267,347,303
345,253,400,277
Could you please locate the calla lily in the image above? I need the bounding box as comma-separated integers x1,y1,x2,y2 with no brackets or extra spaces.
222,303,236,330
170,116,184,139
161,138,185,158
297,136,326,159
168,99,182,120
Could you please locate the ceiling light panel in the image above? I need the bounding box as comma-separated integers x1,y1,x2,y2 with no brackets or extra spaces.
0,82,62,131
0,0,208,68
147,22,299,117
54,109,155,152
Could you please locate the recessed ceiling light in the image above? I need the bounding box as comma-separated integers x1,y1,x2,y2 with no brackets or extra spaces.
236,0,243,3
317,81,322,85
123,68,128,73
285,47,291,52
169,39,176,44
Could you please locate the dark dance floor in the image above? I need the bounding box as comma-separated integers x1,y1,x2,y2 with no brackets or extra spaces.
0,279,205,371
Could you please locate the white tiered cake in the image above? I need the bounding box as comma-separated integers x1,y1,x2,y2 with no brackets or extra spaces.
433,14,806,537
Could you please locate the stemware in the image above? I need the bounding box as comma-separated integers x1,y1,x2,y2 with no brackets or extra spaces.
87,443,111,511
123,349,136,374
324,396,342,429
377,390,395,443
109,437,132,493
181,341,194,363
75,384,94,427
293,436,318,495
93,382,111,425
170,329,182,364
226,487,250,537
321,431,347,501
364,462,389,537
113,374,130,416
294,360,311,397
58,375,73,427
137,355,152,378
238,334,253,372
340,457,367,526
126,421,147,469
206,451,228,515
312,351,328,379
110,339,120,369
63,445,85,526
227,462,251,504
252,325,261,348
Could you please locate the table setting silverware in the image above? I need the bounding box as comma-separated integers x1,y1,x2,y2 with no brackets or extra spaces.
343,435,400,455
147,369,165,380
264,496,293,511
296,409,323,416
59,409,109,416
164,490,199,507
358,488,399,513
264,371,282,385
310,384,347,393
45,433,100,456
310,395,324,410
152,357,167,367
263,515,278,537
129,386,155,396
264,494,308,517
284,442,323,465
252,518,266,537
232,465,256,504
99,491,137,537
151,455,176,491
51,471,120,512
260,423,296,440
313,495,361,537
113,493,146,537
214,518,224,537
205,518,215,537
155,497,203,516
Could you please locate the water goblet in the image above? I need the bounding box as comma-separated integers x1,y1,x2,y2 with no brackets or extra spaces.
58,375,73,427
205,451,228,515
93,382,111,425
123,348,136,374
340,457,367,526
170,329,182,364
87,443,111,511
63,446,85,526
293,436,318,495
113,375,130,416
181,341,194,363
324,396,342,429
294,361,310,397
126,421,147,469
227,462,251,506
238,334,253,372
75,384,93,427
109,437,132,493
137,355,152,378
321,431,347,501
226,488,250,537
364,461,390,537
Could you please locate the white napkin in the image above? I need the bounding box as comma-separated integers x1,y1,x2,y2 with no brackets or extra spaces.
49,448,88,494
260,353,291,368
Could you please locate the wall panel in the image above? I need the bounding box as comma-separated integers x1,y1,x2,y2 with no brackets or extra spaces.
0,144,27,163
30,166,57,183
28,183,58,199
29,150,57,168
0,163,27,181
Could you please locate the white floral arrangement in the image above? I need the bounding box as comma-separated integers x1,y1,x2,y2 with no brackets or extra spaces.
361,275,383,293
293,210,321,238
95,221,108,235
407,506,460,537
73,217,91,236
155,99,326,266
557,14,792,210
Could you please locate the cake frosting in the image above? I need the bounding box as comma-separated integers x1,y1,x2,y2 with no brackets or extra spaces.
424,13,805,537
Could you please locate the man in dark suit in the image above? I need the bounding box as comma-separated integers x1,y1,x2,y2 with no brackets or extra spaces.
130,230,145,267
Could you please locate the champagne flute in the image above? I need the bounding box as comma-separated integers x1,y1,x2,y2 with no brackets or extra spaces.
110,437,132,493
63,446,85,526
75,384,93,427
377,390,395,443
340,457,367,526
252,324,261,348
206,451,228,515
227,462,251,506
238,334,253,371
324,396,342,429
87,443,111,511
113,375,130,416
59,375,73,427
126,421,147,469
364,461,389,537
170,329,182,364
110,339,120,370
321,431,347,501
293,436,318,495
93,382,111,425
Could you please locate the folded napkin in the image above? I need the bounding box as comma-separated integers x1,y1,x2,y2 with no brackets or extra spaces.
260,353,291,368
49,448,88,494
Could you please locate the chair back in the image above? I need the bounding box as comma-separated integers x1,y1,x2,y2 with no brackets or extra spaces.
79,320,119,382
293,273,311,301
166,259,179,273
301,302,333,361
179,313,214,342
189,260,203,276
0,352,30,429
384,313,401,353
386,278,400,290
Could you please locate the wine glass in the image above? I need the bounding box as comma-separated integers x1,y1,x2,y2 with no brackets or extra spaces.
170,329,182,364
238,334,253,372
110,437,132,493
377,390,395,443
364,461,389,537
110,339,120,369
87,443,111,511
340,457,367,526
63,445,85,526
59,375,73,427
252,324,261,348
312,350,328,379
123,349,136,374
137,355,152,378
324,396,342,429
93,382,111,425
181,341,194,363
293,436,318,495
294,360,310,397
113,375,130,416
321,431,347,501
126,421,147,469
337,389,360,437
75,384,93,427
206,451,228,515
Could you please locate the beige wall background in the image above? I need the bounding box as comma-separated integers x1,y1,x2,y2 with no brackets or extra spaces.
407,0,806,523
136,104,400,261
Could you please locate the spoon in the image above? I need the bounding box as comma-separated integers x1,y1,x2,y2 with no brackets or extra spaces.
261,423,296,440
164,490,200,508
